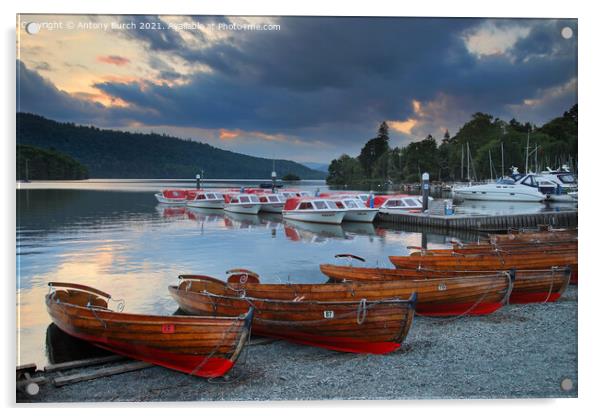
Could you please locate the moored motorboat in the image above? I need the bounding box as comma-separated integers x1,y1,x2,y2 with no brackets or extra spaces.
282,197,347,224
320,260,571,304
223,193,261,214
372,194,426,212
452,172,556,202
256,193,288,213
154,189,189,205
539,165,578,202
45,282,253,378
332,197,379,223
186,190,225,209
170,274,416,354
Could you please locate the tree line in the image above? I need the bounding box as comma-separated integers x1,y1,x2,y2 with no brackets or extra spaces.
17,144,89,180
327,104,577,186
16,113,326,180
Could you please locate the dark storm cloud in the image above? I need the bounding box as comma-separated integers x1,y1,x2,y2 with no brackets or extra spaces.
16,60,150,126
18,16,577,156
17,60,103,121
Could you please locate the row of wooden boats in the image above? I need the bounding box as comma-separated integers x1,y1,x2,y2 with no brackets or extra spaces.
45,228,577,380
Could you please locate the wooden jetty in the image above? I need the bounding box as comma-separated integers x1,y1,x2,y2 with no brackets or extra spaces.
376,209,577,231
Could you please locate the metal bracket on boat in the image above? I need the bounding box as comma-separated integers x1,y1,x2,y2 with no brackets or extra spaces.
335,253,366,262
501,269,516,305
356,298,367,325
110,298,125,312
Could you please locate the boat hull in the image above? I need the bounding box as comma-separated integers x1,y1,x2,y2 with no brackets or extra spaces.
186,200,225,209
224,204,261,214
282,210,346,224
259,203,284,213
343,209,379,223
453,187,545,202
155,193,187,205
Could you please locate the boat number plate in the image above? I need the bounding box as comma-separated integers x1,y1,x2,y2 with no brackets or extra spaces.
438,283,447,291
162,324,176,334
323,311,334,319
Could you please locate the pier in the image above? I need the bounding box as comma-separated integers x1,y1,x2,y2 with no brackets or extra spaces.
377,209,578,231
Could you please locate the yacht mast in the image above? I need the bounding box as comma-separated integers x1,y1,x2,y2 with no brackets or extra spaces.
501,141,504,177
525,130,530,173
489,149,493,181
460,144,464,181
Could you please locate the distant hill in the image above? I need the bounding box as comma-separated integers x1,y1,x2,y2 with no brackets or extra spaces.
16,113,326,180
17,144,89,180
302,162,329,172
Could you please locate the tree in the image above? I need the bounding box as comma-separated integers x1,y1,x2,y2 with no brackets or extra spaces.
326,154,364,185
357,121,390,178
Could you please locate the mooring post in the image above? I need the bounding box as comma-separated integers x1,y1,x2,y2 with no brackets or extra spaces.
195,173,201,190
421,172,430,212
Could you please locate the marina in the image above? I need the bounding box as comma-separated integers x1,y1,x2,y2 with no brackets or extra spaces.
16,180,578,401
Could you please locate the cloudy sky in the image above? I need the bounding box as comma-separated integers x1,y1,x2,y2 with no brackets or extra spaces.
16,15,577,163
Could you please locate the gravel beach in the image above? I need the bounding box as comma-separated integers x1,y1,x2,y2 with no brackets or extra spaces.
19,286,577,403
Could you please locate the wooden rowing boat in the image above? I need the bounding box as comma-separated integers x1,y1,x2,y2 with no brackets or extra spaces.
46,282,253,378
390,251,577,284
169,274,416,354
170,268,511,326
408,243,577,257
320,261,571,304
488,229,577,244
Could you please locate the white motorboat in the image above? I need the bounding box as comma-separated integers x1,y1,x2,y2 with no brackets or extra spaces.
539,165,578,202
185,190,225,209
372,194,426,211
255,193,288,213
452,171,557,202
282,197,347,224
332,197,379,223
223,193,261,214
154,189,188,205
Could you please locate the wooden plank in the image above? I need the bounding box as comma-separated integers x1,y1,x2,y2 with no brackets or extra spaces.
44,355,125,373
53,361,153,387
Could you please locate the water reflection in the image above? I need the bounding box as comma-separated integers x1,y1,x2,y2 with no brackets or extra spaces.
19,187,551,367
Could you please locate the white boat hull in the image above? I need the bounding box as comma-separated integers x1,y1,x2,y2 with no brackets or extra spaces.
282,210,346,224
224,203,261,214
155,193,187,205
453,187,545,202
546,193,576,202
259,203,284,213
186,200,225,209
342,209,378,223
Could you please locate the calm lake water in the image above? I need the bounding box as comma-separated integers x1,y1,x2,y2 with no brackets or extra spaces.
15,180,577,367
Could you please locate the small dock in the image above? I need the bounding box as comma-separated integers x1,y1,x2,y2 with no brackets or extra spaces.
377,209,578,231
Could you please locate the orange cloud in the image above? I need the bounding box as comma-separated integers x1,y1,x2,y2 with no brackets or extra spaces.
97,55,131,66
388,118,418,135
219,129,241,140
219,128,287,142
